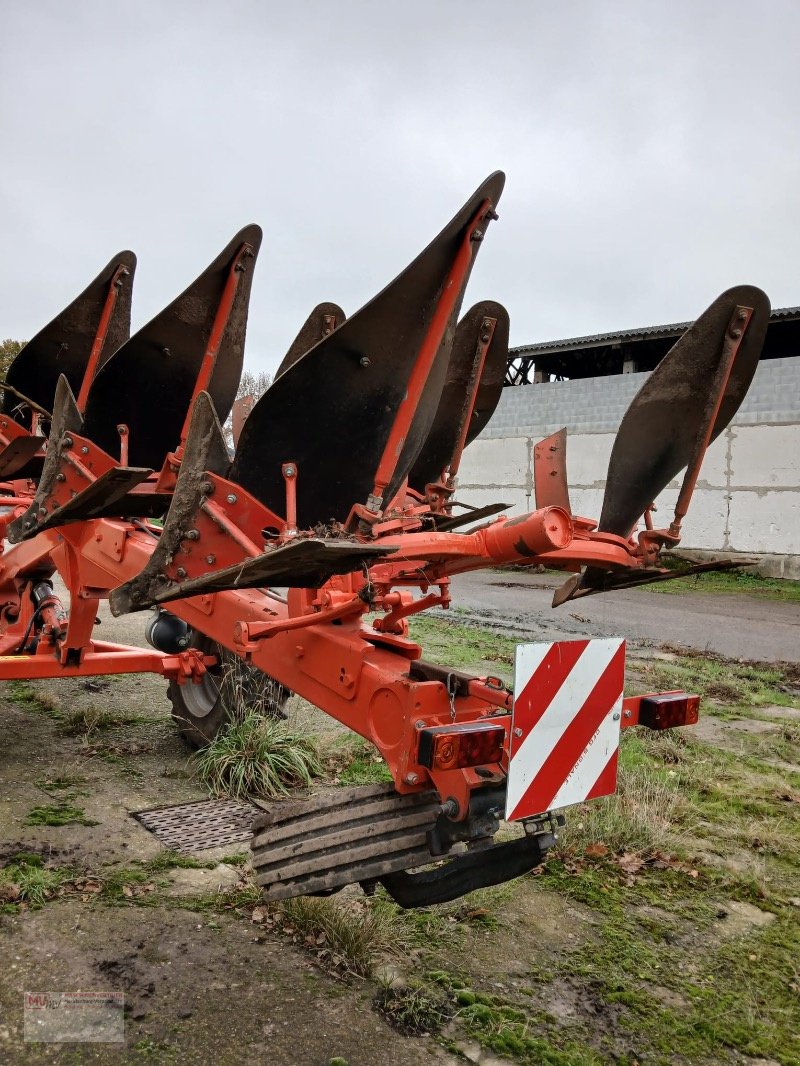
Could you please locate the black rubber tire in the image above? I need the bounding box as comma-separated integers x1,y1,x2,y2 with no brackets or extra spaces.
168,630,290,749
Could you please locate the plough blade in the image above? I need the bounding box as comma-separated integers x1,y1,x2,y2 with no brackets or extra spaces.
597,285,769,539
274,302,346,379
553,557,755,604
230,174,504,525
0,425,46,479
113,536,393,613
83,226,262,470
408,300,509,492
1,251,136,431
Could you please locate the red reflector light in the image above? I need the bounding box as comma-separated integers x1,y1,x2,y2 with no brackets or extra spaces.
639,693,700,730
417,722,505,771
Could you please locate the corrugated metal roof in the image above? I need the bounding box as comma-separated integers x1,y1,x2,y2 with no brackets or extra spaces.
510,305,800,357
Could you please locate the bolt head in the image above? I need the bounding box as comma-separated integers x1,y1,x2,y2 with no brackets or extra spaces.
176,567,187,579
404,773,419,786
226,493,237,505
612,711,621,721
359,356,371,368
206,554,216,565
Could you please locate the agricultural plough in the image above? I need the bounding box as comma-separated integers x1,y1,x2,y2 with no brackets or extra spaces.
0,172,769,905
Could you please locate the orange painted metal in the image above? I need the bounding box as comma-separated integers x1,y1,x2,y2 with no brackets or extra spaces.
76,262,131,413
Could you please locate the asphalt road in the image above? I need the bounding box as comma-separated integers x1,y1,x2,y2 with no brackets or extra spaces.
447,570,800,663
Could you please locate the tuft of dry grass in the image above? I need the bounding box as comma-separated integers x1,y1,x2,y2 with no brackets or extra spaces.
280,895,403,978
558,763,685,854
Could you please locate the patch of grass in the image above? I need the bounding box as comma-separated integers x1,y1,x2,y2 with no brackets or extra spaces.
25,803,98,827
648,565,800,603
428,971,602,1065
142,850,213,872
535,863,800,1065
57,704,137,737
0,855,75,906
195,710,322,799
34,767,88,791
637,647,799,708
326,735,392,786
98,866,160,906
218,852,249,867
407,615,516,679
5,680,59,716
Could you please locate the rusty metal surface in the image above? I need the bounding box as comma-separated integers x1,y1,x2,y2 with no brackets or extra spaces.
83,226,261,470
20,467,152,535
3,251,136,432
0,434,44,479
108,391,237,614
251,783,440,901
9,375,84,542
533,428,571,511
134,799,254,852
231,174,505,525
408,301,509,492
274,302,346,379
598,285,770,538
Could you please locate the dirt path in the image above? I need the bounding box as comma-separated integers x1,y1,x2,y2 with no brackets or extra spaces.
448,570,800,662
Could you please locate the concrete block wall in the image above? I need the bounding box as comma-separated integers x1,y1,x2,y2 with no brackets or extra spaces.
457,355,800,576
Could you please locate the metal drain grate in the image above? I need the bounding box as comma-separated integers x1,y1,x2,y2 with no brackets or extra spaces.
133,799,255,852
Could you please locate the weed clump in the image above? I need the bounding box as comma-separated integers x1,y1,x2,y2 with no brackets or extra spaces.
0,855,74,906
374,980,451,1034
195,710,321,799
280,895,401,978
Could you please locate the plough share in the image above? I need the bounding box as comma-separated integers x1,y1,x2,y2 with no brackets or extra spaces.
0,172,770,905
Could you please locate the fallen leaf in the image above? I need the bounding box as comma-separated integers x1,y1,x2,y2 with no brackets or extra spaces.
617,853,645,875
251,907,266,924
585,843,609,858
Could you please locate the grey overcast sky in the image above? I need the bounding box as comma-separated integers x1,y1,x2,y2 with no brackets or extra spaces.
1,1,799,372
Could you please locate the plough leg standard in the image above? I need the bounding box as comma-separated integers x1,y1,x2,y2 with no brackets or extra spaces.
0,172,770,905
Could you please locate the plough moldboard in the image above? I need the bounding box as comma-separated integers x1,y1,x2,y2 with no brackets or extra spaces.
0,171,770,905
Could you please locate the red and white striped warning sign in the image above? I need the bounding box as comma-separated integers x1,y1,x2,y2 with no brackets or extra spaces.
505,638,625,822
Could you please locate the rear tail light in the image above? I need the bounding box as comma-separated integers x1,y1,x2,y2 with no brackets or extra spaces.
639,692,699,730
417,722,505,771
